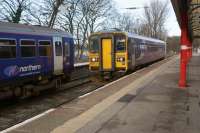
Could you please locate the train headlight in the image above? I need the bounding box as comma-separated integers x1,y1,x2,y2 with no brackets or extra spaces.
92,58,96,62
120,57,124,62
91,57,98,62
117,57,125,62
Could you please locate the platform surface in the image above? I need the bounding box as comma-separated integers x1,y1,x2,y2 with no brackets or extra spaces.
6,55,200,133
75,55,200,133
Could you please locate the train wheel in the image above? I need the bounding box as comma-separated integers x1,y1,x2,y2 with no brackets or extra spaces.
62,75,71,83
20,85,34,99
109,72,113,79
12,87,21,97
100,72,105,80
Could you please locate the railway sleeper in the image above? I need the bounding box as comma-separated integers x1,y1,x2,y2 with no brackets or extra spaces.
100,72,113,81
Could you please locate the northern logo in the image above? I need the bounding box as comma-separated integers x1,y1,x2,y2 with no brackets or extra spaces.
4,65,20,77
4,65,41,77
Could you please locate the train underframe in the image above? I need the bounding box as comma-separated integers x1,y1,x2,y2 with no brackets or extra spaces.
0,73,71,100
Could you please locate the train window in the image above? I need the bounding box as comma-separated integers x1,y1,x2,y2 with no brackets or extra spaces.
55,41,62,56
0,39,16,58
21,40,36,57
39,41,51,56
90,37,99,53
115,37,126,52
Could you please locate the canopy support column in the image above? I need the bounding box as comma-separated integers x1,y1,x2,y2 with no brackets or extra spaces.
179,12,191,88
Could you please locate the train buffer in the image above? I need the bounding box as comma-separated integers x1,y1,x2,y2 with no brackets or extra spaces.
2,54,200,133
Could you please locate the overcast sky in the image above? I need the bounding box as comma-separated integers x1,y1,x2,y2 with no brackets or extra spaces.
113,0,180,36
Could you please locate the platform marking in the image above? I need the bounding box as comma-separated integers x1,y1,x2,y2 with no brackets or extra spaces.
74,62,89,67
3,56,178,133
52,56,179,133
79,71,140,99
1,108,55,133
78,61,160,99
79,92,92,98
78,57,172,99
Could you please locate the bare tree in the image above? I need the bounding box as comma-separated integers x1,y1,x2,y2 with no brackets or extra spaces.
100,10,138,33
25,0,66,27
86,0,112,33
58,0,81,35
47,0,65,28
58,0,112,61
117,13,136,32
166,36,180,55
141,0,169,40
0,0,31,23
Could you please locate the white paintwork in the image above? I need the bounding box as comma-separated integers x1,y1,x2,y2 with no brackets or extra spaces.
1,109,55,133
74,62,89,67
181,45,192,50
53,36,63,74
198,48,200,53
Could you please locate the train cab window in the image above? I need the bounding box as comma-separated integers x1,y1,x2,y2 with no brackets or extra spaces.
21,40,36,57
115,36,126,52
0,39,16,58
90,36,99,53
55,41,62,56
39,41,51,57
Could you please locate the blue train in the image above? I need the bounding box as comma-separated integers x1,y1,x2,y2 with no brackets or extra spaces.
0,22,74,97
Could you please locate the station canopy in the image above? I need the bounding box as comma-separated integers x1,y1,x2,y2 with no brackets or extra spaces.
171,0,200,39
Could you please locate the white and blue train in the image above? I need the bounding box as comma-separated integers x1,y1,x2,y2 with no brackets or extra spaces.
0,22,74,95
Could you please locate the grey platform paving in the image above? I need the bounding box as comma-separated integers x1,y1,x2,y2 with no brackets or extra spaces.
76,55,200,133
7,55,200,133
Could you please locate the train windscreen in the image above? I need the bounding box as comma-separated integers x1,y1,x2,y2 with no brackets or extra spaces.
115,35,126,52
90,36,99,53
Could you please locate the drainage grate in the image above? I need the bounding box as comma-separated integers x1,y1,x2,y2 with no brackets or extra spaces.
118,94,136,103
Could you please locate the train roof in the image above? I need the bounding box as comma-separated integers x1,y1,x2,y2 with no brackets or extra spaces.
92,30,166,45
0,22,72,38
127,33,165,44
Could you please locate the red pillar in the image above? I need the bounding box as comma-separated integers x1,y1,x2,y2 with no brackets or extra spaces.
179,13,191,88
186,40,192,61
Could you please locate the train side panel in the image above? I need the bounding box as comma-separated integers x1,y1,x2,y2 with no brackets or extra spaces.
126,37,166,71
0,32,74,88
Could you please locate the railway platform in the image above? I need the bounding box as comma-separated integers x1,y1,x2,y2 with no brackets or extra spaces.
4,54,200,133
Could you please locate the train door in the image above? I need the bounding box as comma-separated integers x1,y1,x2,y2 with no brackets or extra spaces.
53,36,63,75
128,38,136,69
101,38,112,70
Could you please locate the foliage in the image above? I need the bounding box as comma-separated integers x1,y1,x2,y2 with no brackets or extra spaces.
166,36,180,54
0,0,31,23
0,0,173,61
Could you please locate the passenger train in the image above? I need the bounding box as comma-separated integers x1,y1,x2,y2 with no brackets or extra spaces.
89,30,166,75
0,22,74,97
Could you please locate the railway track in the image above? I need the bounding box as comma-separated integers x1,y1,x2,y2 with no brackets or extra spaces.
0,56,175,131
0,66,124,131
